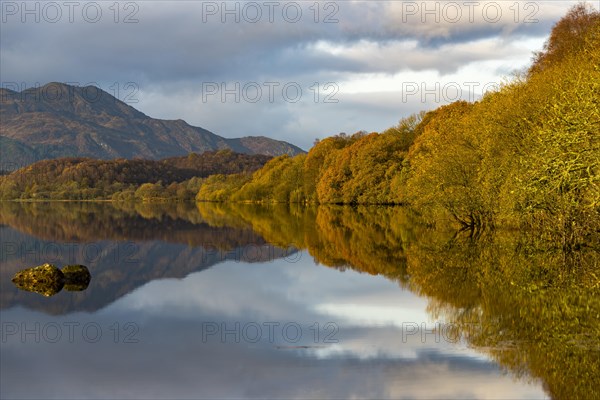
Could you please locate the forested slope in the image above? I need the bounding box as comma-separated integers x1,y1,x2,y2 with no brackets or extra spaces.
0,150,271,201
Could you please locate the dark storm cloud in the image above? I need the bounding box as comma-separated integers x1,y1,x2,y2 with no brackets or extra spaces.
0,1,569,84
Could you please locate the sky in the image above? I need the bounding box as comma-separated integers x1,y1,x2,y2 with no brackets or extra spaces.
0,0,584,150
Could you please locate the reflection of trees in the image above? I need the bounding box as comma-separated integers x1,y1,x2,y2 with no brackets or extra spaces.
196,203,413,285
311,206,410,284
0,201,265,250
197,202,317,248
197,203,599,399
405,229,599,400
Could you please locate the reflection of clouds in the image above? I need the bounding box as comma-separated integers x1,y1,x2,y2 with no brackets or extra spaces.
0,315,546,399
382,357,547,400
2,254,546,399
112,258,302,320
315,302,428,328
110,251,427,325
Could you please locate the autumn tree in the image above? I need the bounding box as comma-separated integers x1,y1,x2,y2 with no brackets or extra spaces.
529,3,600,75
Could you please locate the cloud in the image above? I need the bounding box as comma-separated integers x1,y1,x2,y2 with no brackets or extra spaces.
0,1,578,147
1,1,571,81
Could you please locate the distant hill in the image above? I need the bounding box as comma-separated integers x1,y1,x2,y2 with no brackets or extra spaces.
0,150,273,200
0,83,304,168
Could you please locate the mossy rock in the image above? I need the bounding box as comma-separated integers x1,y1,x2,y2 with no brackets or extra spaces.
62,264,91,291
11,263,65,297
12,263,92,296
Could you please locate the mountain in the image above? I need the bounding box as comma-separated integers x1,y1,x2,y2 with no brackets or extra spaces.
0,83,304,167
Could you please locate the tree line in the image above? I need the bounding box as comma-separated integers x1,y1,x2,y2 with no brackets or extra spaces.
0,150,271,201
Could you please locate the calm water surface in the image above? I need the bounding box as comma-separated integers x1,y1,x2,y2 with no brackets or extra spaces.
1,202,597,399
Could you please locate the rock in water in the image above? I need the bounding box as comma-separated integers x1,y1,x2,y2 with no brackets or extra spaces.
62,265,91,291
11,263,92,296
11,263,65,297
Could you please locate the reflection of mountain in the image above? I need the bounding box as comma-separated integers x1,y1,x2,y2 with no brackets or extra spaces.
0,202,293,315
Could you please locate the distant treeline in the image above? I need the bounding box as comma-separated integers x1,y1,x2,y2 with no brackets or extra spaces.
197,4,600,243
0,150,271,201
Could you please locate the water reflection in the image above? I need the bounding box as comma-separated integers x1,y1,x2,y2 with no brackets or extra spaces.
1,201,597,399
0,202,294,314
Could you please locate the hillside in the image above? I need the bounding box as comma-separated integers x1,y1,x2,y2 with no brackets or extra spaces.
0,83,304,167
0,150,272,200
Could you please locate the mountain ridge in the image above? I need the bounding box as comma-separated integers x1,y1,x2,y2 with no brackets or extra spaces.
0,82,304,167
